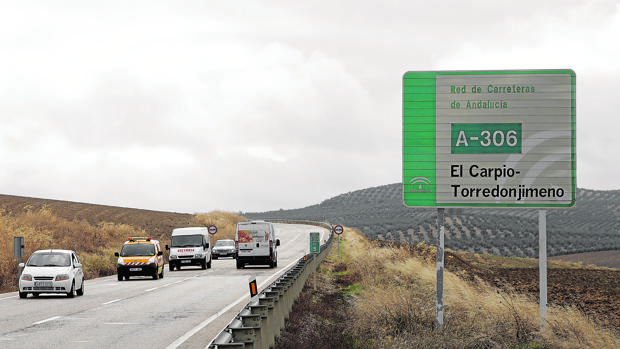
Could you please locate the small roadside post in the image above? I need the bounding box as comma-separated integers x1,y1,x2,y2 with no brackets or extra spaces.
249,275,258,298
14,237,25,278
333,225,344,257
310,232,320,290
208,225,217,248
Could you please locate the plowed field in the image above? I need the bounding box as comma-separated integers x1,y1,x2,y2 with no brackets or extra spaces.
0,194,195,240
447,251,620,331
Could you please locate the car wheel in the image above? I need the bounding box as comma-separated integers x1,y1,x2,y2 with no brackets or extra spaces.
169,264,175,271
67,281,75,298
236,260,243,269
201,259,206,270
117,274,123,281
19,291,27,299
207,258,211,269
76,279,85,296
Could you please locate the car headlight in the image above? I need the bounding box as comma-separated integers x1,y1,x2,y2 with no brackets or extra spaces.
195,254,203,258
147,256,156,264
56,274,70,281
169,255,177,260
21,274,32,281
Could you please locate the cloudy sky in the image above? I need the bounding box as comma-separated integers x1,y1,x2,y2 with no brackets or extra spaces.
1,0,618,213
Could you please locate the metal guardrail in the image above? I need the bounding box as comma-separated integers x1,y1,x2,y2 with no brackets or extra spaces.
208,220,334,349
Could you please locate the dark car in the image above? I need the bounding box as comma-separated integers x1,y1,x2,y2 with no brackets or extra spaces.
211,239,236,259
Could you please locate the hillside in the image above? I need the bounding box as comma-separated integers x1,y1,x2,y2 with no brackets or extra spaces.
246,184,620,259
2,184,619,261
0,194,195,240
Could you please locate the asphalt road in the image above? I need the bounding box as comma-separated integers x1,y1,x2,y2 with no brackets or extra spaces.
0,223,330,349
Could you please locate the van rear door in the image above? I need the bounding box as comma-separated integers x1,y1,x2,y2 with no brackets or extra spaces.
237,222,271,257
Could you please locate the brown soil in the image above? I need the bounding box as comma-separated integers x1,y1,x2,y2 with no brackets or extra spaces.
445,250,620,331
0,194,195,239
549,250,620,269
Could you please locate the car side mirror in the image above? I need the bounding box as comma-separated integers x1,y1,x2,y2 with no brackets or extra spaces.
206,243,210,249
276,239,281,247
19,262,25,268
114,252,120,257
75,262,82,269
165,245,169,250
158,251,163,256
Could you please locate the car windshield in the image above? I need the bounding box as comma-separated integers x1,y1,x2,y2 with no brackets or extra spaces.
171,235,203,247
121,243,155,257
27,252,71,267
214,240,234,247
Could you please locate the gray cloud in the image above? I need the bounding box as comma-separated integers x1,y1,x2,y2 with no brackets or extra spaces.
0,1,618,212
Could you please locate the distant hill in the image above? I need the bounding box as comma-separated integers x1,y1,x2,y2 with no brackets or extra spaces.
246,183,620,258
0,194,195,239
2,184,618,260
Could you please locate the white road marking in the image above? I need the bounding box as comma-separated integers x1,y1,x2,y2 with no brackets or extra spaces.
103,298,122,305
165,258,300,349
33,316,61,325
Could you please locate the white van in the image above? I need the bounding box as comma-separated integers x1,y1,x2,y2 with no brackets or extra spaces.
166,227,211,271
235,221,280,269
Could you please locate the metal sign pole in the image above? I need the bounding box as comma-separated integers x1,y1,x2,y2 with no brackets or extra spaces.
338,234,340,257
539,210,548,328
14,237,25,278
436,208,445,329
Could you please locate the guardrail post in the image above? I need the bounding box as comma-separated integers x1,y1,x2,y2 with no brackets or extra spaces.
258,296,276,348
263,290,282,347
227,318,256,349
275,279,292,320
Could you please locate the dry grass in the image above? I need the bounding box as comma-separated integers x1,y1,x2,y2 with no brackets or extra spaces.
196,211,247,241
0,207,244,293
308,228,620,348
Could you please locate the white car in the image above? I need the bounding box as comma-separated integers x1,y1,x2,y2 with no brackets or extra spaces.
18,249,85,298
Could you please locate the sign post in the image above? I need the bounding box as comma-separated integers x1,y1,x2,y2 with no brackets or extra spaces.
309,232,320,290
403,70,576,329
309,232,320,254
208,225,217,250
14,237,25,278
333,225,344,257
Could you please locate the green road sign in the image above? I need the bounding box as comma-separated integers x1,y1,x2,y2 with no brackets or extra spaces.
403,70,576,207
310,232,320,253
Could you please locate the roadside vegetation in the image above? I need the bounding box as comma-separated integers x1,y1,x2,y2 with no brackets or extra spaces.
195,211,244,241
276,228,620,349
0,207,246,293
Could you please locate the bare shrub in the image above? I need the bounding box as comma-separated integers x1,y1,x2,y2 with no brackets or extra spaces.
1,207,245,292
339,229,620,348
